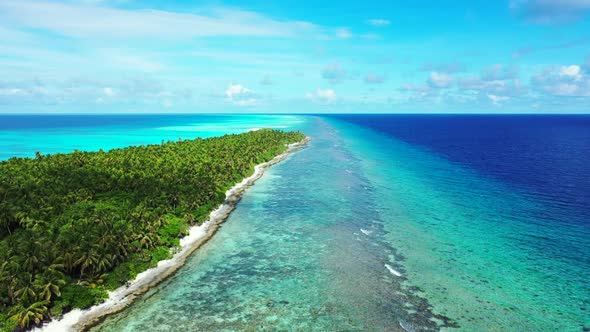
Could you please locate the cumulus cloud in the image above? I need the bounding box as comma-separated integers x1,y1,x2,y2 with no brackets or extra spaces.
451,65,525,97
560,64,582,77
321,63,347,84
0,80,50,103
364,73,385,84
398,84,438,103
510,0,590,23
458,76,527,96
305,88,336,104
225,84,257,106
400,59,590,110
428,72,453,88
487,94,510,105
531,64,590,96
366,19,390,27
0,76,192,107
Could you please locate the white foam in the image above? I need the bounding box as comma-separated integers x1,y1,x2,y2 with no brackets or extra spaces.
399,320,417,332
385,264,402,277
360,228,372,236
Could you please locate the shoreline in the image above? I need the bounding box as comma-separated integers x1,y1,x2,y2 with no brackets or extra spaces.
36,136,311,332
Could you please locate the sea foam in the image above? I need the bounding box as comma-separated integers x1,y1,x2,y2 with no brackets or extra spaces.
385,264,402,277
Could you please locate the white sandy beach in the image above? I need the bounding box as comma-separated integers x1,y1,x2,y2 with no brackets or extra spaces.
36,136,310,332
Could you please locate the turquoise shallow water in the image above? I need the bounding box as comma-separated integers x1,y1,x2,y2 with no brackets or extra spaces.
92,116,449,332
0,114,303,160
1,114,587,331
87,116,588,331
330,119,589,331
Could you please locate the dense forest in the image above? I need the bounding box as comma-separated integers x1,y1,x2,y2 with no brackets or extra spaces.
0,129,305,331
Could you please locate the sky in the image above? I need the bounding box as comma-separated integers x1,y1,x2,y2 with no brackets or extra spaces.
0,0,590,114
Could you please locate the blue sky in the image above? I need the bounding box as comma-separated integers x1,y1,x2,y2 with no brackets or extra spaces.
0,0,589,113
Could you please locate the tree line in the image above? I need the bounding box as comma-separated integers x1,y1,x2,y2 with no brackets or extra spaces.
0,129,305,331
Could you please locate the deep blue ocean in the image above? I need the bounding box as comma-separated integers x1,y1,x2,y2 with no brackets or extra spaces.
1,114,588,331
329,114,590,226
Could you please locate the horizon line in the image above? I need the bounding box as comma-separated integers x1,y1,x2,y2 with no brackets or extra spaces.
1,112,589,116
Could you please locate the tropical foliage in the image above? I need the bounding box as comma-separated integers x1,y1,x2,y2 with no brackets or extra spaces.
0,129,304,330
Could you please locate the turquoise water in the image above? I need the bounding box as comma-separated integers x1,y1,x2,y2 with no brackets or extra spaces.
86,116,588,331
0,114,303,160
1,114,587,331
332,119,589,331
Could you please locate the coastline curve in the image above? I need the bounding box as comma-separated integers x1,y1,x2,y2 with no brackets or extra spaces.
36,136,311,332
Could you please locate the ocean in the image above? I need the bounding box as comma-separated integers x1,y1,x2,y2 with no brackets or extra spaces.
1,114,588,331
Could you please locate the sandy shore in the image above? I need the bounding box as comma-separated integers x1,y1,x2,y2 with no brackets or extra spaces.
36,136,311,332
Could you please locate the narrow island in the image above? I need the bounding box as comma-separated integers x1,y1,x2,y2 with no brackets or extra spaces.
0,129,308,332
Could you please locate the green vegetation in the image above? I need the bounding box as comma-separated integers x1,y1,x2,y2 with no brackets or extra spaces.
0,129,305,330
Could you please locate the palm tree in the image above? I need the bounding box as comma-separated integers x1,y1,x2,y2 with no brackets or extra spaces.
9,300,49,329
14,285,36,305
0,129,305,320
74,250,99,279
59,249,77,274
33,270,65,302
80,273,108,289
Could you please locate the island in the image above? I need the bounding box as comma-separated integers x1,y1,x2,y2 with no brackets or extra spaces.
0,129,307,331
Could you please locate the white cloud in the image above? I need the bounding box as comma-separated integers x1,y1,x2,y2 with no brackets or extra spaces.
336,28,352,39
0,88,27,96
103,87,114,96
559,65,581,78
531,64,590,96
458,77,527,96
225,84,257,106
487,94,510,105
306,88,336,104
428,72,453,88
396,83,441,104
0,76,192,107
0,0,317,39
0,82,49,99
367,19,390,27
456,64,526,97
